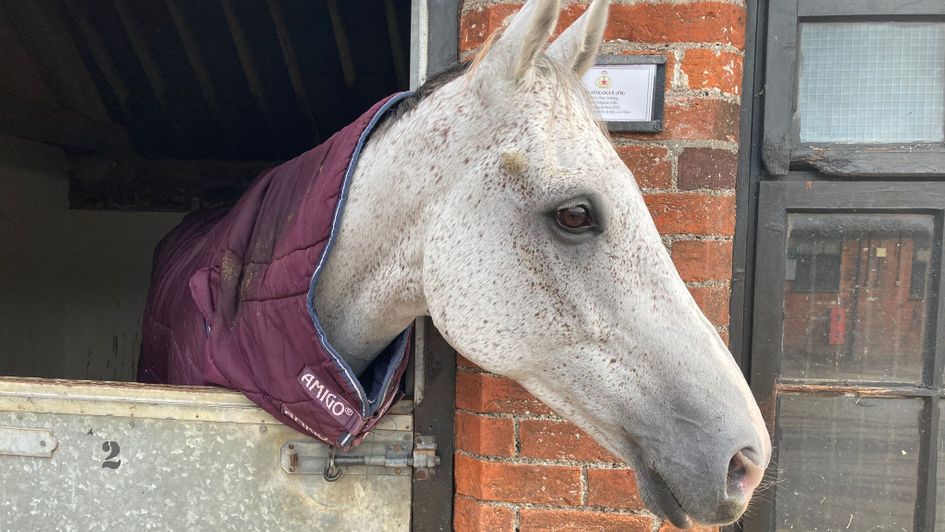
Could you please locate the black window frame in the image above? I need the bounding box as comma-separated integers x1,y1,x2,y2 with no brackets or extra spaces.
761,0,945,177
743,180,945,532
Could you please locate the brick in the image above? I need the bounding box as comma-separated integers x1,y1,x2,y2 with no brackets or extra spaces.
617,145,671,190
456,371,554,416
664,99,740,142
678,148,738,191
455,454,582,505
519,508,654,532
461,3,747,52
643,193,736,236
671,240,733,283
586,468,645,510
683,48,744,95
456,411,516,457
607,50,677,91
688,285,731,327
460,4,519,52
454,495,516,532
461,3,588,54
659,522,720,532
623,99,740,143
607,3,746,47
519,419,619,463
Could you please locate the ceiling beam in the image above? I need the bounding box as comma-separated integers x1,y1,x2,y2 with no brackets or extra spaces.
266,0,320,142
326,0,357,90
165,0,235,156
62,0,134,124
112,0,187,148
2,0,110,121
219,0,279,157
0,90,131,154
383,0,408,89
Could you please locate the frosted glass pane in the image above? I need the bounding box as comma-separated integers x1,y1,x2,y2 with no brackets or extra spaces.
939,404,945,529
798,22,945,143
775,395,922,531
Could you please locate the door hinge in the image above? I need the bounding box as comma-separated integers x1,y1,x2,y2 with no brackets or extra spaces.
280,434,440,481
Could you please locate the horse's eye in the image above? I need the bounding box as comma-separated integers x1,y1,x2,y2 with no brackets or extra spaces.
555,205,596,231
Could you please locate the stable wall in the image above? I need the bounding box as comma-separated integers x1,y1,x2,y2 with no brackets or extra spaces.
0,135,183,381
453,2,746,531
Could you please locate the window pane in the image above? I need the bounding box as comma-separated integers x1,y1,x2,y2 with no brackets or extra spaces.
775,395,922,531
782,214,936,383
935,401,945,532
798,22,945,143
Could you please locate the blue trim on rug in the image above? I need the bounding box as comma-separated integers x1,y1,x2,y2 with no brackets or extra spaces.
305,92,414,417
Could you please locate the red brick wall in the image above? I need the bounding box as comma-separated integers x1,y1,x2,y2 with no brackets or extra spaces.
455,1,746,530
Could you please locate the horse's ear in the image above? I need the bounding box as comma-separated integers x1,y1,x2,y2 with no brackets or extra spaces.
547,0,609,76
477,0,561,81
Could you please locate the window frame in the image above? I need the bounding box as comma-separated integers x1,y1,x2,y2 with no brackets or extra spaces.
761,0,945,176
744,180,945,531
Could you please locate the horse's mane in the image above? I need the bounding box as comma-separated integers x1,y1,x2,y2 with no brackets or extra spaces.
383,39,603,136
383,61,471,123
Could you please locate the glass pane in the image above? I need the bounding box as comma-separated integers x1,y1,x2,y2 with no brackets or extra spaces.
782,213,936,384
775,394,922,531
798,22,945,143
938,403,945,529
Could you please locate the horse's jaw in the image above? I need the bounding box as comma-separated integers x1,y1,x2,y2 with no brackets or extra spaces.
510,345,768,528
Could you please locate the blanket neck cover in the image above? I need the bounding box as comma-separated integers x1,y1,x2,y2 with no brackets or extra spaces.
139,93,414,450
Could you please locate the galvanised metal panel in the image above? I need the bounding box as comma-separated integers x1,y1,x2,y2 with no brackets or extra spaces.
0,378,412,532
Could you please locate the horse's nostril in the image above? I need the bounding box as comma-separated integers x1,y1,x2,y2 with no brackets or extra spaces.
727,449,763,496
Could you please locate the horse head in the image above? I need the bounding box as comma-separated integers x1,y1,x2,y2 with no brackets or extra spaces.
318,0,770,526
420,0,768,526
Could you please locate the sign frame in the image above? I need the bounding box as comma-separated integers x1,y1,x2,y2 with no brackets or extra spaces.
585,54,667,133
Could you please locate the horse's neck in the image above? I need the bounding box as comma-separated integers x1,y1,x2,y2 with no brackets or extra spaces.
313,106,444,376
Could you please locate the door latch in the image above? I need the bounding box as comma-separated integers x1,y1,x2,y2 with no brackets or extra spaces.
0,426,58,458
281,434,440,481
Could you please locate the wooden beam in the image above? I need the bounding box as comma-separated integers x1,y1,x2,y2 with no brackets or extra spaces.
62,0,134,123
219,0,278,149
383,0,408,89
326,0,357,90
69,156,278,211
266,0,319,142
165,0,235,155
0,90,131,153
112,0,186,147
2,0,110,121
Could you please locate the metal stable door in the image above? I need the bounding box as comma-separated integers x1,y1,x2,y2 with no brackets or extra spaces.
0,378,423,531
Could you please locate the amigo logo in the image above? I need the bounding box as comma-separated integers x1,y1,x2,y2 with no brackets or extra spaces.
282,404,329,443
298,370,356,419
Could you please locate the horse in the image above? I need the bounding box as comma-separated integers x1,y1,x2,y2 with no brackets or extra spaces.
140,0,770,527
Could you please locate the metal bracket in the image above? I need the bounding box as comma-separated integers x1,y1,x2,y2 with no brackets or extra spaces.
280,433,440,481
0,426,58,458
412,434,439,481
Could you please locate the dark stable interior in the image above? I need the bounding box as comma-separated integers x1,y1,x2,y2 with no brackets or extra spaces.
0,0,409,380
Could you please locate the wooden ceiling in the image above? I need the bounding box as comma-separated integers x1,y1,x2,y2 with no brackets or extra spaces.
0,0,411,162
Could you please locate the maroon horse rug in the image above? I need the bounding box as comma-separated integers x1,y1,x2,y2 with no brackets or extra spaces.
139,93,413,450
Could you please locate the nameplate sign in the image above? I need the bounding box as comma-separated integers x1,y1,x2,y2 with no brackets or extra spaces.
581,55,666,133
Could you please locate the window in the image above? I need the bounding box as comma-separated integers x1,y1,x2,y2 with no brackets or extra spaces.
747,183,945,531
797,22,945,144
742,1,945,529
761,1,945,176
787,233,841,293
